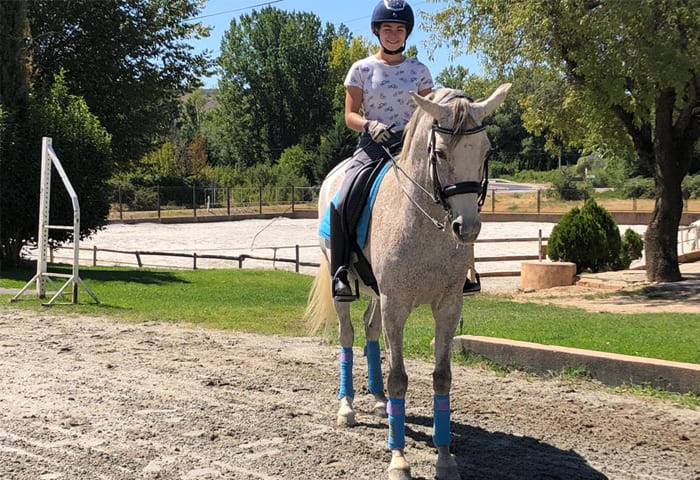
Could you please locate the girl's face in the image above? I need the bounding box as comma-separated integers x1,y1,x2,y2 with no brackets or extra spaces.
378,22,407,52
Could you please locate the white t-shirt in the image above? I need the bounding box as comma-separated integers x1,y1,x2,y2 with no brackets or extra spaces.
344,55,434,130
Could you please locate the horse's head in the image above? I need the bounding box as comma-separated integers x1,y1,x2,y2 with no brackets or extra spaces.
408,84,511,244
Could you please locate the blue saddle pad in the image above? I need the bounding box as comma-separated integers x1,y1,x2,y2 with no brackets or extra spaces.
319,161,391,249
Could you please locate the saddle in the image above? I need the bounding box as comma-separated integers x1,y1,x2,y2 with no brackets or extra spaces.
319,159,392,296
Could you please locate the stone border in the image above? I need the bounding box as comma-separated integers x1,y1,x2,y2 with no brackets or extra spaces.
452,335,700,394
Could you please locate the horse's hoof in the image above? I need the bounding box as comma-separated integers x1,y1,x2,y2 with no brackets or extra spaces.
388,454,411,480
337,397,356,427
436,465,460,480
388,467,411,480
372,400,387,418
436,451,460,480
337,410,356,427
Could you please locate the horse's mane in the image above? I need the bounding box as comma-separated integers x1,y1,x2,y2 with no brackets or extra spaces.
399,88,478,164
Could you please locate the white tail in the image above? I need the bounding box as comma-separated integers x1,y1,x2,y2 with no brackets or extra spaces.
304,256,337,333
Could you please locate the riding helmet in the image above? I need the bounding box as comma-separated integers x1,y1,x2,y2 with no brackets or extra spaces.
371,0,414,37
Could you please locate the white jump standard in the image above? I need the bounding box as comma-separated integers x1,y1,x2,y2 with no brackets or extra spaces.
11,137,99,306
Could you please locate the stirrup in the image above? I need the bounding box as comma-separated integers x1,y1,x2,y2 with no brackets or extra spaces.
463,272,481,296
333,269,358,302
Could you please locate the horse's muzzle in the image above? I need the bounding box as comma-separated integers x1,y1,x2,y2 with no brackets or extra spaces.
451,215,481,243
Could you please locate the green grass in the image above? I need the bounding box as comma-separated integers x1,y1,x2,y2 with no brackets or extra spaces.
1,265,698,365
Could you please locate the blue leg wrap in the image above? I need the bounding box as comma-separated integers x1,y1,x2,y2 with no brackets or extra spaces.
387,397,405,450
338,347,354,399
433,394,451,446
365,341,384,394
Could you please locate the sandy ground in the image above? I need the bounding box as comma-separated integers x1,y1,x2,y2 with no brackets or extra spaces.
0,309,698,480
3,220,700,479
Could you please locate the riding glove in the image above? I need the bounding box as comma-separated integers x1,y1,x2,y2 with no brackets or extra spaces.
364,120,393,144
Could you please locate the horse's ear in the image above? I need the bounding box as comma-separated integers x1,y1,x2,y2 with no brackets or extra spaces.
410,91,451,123
471,83,512,122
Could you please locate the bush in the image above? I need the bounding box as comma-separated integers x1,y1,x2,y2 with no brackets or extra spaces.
548,168,591,200
619,176,655,199
682,173,700,199
548,199,642,273
615,228,644,270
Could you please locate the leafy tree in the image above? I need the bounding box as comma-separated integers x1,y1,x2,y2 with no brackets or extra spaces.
1,73,112,266
27,0,213,167
217,7,336,167
178,134,208,176
427,1,700,282
1,0,32,266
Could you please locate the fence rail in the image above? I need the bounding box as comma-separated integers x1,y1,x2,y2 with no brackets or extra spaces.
35,232,551,278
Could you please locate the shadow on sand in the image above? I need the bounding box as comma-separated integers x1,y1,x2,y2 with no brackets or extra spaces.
402,414,608,480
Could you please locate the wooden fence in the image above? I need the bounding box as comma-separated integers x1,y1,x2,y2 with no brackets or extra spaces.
40,232,550,277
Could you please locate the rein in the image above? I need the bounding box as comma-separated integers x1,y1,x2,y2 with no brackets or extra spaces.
385,97,490,231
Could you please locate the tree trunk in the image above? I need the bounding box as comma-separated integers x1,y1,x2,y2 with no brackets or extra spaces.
644,140,685,283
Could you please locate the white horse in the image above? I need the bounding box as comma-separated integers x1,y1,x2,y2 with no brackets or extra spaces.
306,84,511,480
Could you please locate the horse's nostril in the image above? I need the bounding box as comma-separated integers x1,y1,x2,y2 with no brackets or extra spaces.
451,217,463,236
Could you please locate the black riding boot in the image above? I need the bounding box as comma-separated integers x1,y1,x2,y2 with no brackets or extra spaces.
463,271,481,295
330,205,356,302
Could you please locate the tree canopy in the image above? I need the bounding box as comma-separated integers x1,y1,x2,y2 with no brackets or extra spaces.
427,0,700,282
216,7,343,168
28,0,213,166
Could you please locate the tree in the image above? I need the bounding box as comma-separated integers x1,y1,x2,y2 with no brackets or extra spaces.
427,1,700,282
1,73,112,266
217,7,337,167
0,0,32,265
27,0,213,167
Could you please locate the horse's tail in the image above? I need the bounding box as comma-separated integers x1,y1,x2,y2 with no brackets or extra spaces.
305,255,336,334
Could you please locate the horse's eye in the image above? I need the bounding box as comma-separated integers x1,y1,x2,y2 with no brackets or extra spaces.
435,149,447,160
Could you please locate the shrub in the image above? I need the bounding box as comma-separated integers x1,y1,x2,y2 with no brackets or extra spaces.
682,173,700,199
547,168,591,200
548,199,642,273
619,176,655,199
615,228,644,270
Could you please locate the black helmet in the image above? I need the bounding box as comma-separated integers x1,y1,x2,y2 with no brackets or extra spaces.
371,0,414,37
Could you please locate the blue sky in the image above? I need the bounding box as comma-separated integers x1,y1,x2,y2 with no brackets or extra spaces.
188,0,482,88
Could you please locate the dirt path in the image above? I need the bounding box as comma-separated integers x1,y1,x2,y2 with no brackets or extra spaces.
0,309,697,480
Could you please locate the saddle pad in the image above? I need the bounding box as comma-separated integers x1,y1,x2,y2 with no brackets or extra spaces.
319,161,392,248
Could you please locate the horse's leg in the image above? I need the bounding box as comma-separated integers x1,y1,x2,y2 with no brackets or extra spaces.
364,298,387,417
335,301,356,427
382,300,411,480
431,299,463,480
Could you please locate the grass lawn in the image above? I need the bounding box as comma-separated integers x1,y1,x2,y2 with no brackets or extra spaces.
1,265,698,365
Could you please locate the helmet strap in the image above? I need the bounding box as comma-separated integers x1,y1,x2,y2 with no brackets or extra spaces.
382,44,405,55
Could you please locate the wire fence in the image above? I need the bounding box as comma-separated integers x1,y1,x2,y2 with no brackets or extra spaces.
108,184,700,221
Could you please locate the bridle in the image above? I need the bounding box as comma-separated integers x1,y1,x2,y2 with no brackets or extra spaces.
386,95,490,231
430,119,490,214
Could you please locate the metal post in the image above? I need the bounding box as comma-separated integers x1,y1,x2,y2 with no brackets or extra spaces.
291,185,295,213
157,185,161,219
491,189,495,213
295,244,300,273
193,252,197,270
537,189,541,214
259,186,263,215
93,246,97,266
227,187,231,216
36,137,52,298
